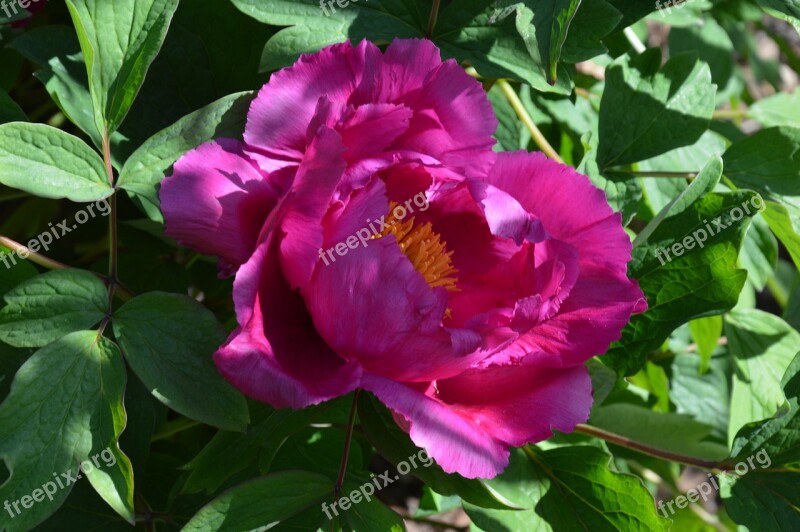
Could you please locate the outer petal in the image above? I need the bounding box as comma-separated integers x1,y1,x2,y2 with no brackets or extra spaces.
361,373,509,479
160,138,281,273
435,353,593,447
361,354,592,479
215,230,362,409
244,40,379,165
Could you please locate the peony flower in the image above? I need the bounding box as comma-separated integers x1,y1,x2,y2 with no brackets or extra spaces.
160,39,645,479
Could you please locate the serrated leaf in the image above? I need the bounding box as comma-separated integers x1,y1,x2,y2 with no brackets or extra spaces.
464,446,670,531
726,309,800,443
0,332,131,531
112,292,249,431
604,189,758,375
182,471,332,532
597,49,716,169
117,91,253,222
0,269,108,348
65,0,179,134
0,122,112,202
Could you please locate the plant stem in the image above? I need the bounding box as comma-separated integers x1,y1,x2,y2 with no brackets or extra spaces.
335,390,361,498
713,108,749,121
0,235,69,271
426,0,441,38
497,79,564,164
623,27,647,53
574,424,720,470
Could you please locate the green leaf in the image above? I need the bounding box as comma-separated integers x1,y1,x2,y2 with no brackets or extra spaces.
65,0,180,134
436,0,573,94
597,50,715,169
722,353,800,530
112,292,249,431
589,403,729,461
725,309,800,443
749,89,800,128
670,351,731,441
730,352,800,467
762,200,800,271
117,91,254,222
464,446,670,531
757,0,800,34
0,122,112,202
9,26,101,148
669,17,735,89
0,89,25,125
339,474,405,532
723,126,800,213
358,393,518,510
0,246,38,299
720,470,800,531
505,0,582,84
0,332,131,531
604,188,758,375
182,471,332,532
230,0,425,72
561,0,623,63
739,213,778,290
0,269,108,348
183,402,337,494
688,315,723,373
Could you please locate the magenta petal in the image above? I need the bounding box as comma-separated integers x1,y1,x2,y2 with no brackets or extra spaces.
244,40,378,165
160,138,281,273
216,231,362,409
279,126,346,290
361,374,509,479
436,353,593,447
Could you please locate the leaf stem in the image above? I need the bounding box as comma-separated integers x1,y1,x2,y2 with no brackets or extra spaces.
574,424,720,470
497,79,564,164
426,0,441,38
0,235,69,271
623,27,647,53
713,108,749,121
335,390,361,498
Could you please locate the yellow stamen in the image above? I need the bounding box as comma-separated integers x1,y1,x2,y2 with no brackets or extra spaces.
374,202,459,292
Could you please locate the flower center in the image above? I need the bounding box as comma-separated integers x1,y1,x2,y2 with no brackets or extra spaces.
375,202,459,292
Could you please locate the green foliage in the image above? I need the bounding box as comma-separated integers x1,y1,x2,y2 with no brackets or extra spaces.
0,0,797,529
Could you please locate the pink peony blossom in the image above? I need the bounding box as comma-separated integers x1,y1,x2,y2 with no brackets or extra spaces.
160,39,645,479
